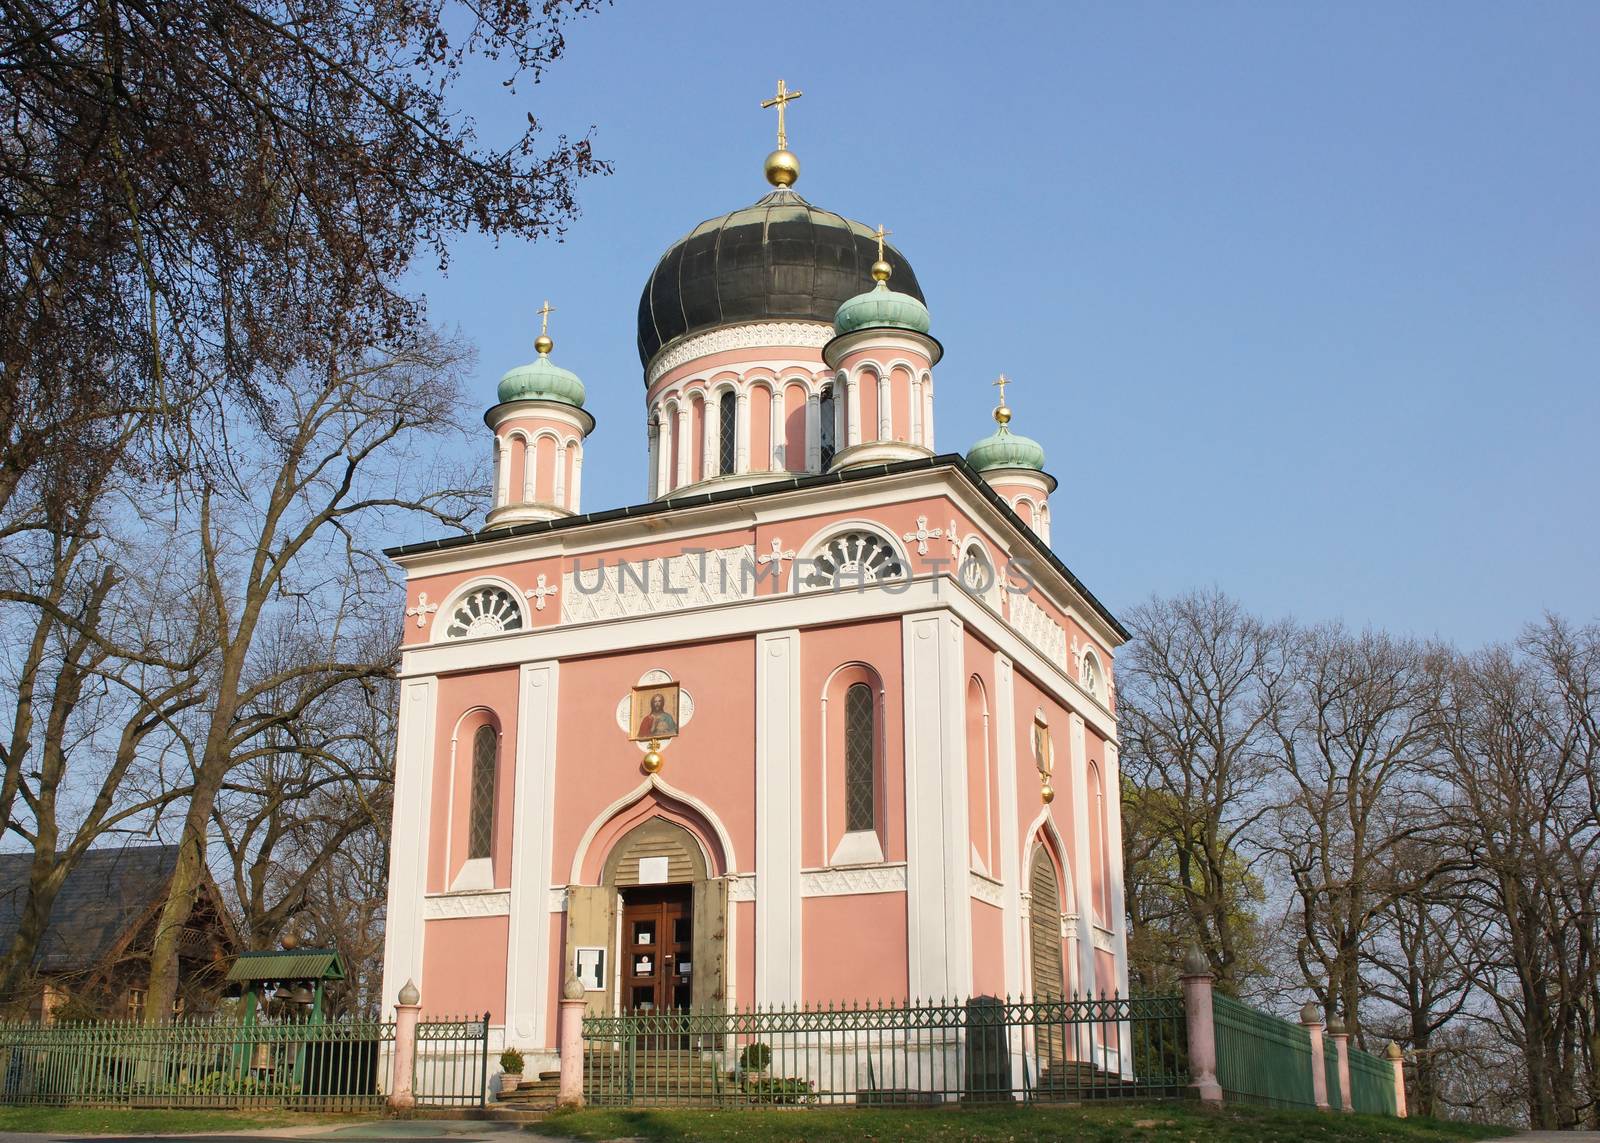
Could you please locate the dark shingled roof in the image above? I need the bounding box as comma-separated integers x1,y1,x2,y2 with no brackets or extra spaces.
0,844,178,974
637,186,925,369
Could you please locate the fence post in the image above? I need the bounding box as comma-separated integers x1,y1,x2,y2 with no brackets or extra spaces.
1386,1041,1408,1118
558,974,586,1108
389,980,421,1110
1299,1001,1328,1110
1179,946,1223,1104
1328,1018,1352,1112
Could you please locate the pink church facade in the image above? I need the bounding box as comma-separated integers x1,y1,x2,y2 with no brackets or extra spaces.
379,165,1130,1067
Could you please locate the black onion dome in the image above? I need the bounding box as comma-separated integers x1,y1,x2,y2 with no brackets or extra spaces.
637,187,925,370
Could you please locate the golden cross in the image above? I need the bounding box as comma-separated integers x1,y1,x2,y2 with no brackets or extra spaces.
760,79,804,151
873,225,893,263
537,299,556,338
994,374,1012,405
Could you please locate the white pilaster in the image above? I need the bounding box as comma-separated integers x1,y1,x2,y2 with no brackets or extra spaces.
380,676,439,1010
704,392,722,478
846,375,862,447
1068,712,1094,994
805,394,821,472
647,419,659,500
735,390,750,474
569,450,583,513
833,378,847,461
923,377,935,450
506,661,560,1045
1104,740,1129,1000
553,444,567,507
755,630,802,1005
877,374,892,440
994,654,1024,999
521,439,536,504
901,613,972,999
675,403,691,488
910,378,923,446
769,389,785,471
494,437,510,507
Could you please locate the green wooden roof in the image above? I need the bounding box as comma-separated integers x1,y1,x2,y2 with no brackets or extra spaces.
226,949,345,983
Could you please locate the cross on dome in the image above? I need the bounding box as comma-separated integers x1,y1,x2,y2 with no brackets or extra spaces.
759,78,804,187
760,79,803,150
535,299,556,355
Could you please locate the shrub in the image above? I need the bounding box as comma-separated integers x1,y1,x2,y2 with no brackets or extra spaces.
499,1047,525,1074
738,1041,771,1072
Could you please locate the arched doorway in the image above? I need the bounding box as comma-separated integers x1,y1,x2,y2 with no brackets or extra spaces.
1028,844,1067,1068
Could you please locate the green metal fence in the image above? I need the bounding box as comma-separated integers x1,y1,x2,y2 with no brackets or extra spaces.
1346,1043,1398,1115
414,1013,490,1107
1211,994,1316,1108
580,994,1188,1107
0,1017,393,1109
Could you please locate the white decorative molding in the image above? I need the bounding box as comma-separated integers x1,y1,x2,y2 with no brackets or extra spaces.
728,873,757,902
548,887,568,912
757,538,795,567
969,871,1005,907
902,515,944,556
801,863,908,897
1010,593,1068,666
406,592,438,628
563,544,757,624
1091,925,1117,954
423,889,511,920
567,771,740,885
646,321,833,387
526,574,558,612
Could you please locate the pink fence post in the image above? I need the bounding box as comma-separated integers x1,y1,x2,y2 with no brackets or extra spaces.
1300,1001,1329,1110
1387,1041,1408,1118
389,979,421,1110
558,975,586,1108
1179,946,1223,1104
1328,1017,1353,1112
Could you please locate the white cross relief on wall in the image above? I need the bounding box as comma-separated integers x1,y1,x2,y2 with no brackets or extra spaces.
405,592,438,628
757,538,796,566
526,574,559,612
902,515,944,556
946,518,963,556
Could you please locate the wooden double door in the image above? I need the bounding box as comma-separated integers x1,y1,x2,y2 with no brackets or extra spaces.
622,885,694,1015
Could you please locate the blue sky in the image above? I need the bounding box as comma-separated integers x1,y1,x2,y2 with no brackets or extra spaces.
407,0,1599,649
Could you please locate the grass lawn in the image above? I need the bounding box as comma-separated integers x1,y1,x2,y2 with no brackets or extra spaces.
530,1102,1513,1143
0,1106,367,1135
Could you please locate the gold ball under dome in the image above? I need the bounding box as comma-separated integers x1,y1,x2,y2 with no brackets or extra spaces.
534,334,553,355
764,148,800,187
994,404,1013,425
870,259,892,282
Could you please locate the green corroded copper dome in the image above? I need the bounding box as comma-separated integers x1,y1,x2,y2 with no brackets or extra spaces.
967,425,1045,472
497,352,585,408
834,279,932,336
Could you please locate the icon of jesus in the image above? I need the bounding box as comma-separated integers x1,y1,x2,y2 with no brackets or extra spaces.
638,692,679,739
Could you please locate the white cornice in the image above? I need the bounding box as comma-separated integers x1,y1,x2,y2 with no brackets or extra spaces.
422,890,510,920
646,322,834,388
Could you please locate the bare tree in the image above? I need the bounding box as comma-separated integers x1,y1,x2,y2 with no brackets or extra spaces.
1267,625,1453,1043
1117,589,1292,992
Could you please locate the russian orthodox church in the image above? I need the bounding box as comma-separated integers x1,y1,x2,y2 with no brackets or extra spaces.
379,88,1129,1067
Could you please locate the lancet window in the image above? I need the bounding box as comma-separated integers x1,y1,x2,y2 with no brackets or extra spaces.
718,391,737,476
844,682,876,833
467,725,497,860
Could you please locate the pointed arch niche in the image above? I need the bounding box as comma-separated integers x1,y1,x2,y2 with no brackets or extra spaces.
444,706,503,892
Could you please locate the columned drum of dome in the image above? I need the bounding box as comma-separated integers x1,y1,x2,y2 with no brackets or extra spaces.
636,188,926,369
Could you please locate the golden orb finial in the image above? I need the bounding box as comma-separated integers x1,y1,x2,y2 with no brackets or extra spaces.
871,225,893,282
641,739,664,774
760,79,803,187
535,299,556,355
1040,781,1055,805
764,149,800,187
993,374,1015,425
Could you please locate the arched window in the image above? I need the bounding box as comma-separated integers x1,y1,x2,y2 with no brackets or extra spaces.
844,683,875,832
444,585,524,639
468,725,497,860
718,390,737,476
799,530,905,590
818,385,836,469
1082,651,1103,698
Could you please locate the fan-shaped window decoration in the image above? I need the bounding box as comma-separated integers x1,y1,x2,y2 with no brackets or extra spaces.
844,683,876,832
958,541,999,608
799,531,905,590
468,725,497,860
1082,651,1103,698
445,586,524,639
718,391,737,476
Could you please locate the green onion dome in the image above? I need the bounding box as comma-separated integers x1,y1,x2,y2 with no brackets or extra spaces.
966,424,1046,472
497,348,585,408
833,278,932,336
